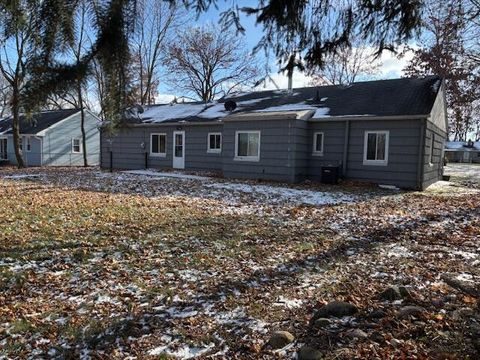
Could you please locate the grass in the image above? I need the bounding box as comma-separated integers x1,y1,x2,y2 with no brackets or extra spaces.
0,169,478,359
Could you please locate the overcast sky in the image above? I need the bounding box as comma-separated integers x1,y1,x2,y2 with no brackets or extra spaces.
156,2,417,103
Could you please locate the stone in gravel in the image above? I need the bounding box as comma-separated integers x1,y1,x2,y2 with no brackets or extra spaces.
379,286,412,301
268,331,295,349
398,306,426,319
313,318,331,328
298,346,322,360
311,301,358,322
345,329,368,339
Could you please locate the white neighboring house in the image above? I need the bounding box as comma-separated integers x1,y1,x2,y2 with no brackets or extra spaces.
0,109,101,166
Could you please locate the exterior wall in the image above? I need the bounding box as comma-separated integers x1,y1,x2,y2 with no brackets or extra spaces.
345,119,423,189
445,150,480,163
2,135,42,166
222,119,297,182
101,124,224,172
422,121,447,188
307,121,346,180
42,111,100,166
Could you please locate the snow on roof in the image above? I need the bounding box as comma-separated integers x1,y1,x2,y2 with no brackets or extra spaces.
445,141,480,151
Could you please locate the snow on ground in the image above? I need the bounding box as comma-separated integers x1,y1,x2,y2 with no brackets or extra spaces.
444,163,480,179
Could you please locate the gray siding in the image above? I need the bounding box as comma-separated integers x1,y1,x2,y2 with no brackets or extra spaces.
222,119,297,182
345,119,422,189
42,111,100,166
3,135,42,166
422,120,447,189
101,124,224,172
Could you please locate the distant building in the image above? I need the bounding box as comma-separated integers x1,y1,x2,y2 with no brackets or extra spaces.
0,109,101,166
445,141,480,164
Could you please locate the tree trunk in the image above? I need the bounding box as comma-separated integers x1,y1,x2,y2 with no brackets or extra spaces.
77,82,88,167
11,89,25,168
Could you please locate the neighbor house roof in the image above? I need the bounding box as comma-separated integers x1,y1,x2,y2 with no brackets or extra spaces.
0,109,80,135
133,76,442,124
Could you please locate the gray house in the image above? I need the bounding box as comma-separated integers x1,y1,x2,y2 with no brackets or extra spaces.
0,109,100,166
101,76,447,189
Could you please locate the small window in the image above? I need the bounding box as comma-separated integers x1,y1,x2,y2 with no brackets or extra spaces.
207,133,222,153
235,131,260,161
429,134,435,165
25,136,31,152
313,132,324,155
72,138,82,153
150,133,166,157
18,137,22,152
363,131,389,166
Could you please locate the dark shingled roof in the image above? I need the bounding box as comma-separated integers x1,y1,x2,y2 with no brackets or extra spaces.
0,109,80,135
134,76,442,124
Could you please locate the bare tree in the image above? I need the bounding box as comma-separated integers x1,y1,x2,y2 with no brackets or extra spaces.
309,41,382,86
164,26,259,102
131,0,187,105
0,73,10,118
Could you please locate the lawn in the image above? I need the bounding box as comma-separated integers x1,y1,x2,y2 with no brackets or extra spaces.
0,168,479,359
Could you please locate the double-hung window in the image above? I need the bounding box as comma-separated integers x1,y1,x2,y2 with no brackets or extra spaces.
235,131,260,161
18,137,23,152
72,138,82,153
313,132,324,156
207,133,222,153
150,133,166,157
363,131,389,166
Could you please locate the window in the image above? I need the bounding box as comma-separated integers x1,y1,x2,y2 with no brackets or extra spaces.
18,137,22,152
25,136,31,152
0,138,7,160
150,133,166,157
363,131,389,166
207,133,222,153
235,131,260,161
429,134,435,165
313,132,324,155
72,138,82,153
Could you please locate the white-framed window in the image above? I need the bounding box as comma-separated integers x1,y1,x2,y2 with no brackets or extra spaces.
72,138,82,153
234,131,260,161
363,131,389,166
18,136,22,152
150,133,166,157
207,132,222,153
0,138,7,160
313,132,324,156
25,136,31,152
429,133,435,165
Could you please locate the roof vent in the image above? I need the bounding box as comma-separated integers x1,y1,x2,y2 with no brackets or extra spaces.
224,100,237,112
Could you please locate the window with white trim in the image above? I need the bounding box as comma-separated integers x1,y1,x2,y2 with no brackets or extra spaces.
313,132,324,155
235,131,260,161
18,137,22,152
25,136,31,152
207,133,222,153
150,133,166,156
363,131,389,166
429,133,435,165
72,138,82,153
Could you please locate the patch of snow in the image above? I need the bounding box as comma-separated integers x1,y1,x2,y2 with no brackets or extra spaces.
255,103,317,112
386,245,413,258
123,170,209,181
3,174,42,179
273,296,303,309
313,107,330,118
148,343,215,358
204,182,357,206
456,273,475,283
379,184,400,190
141,103,207,122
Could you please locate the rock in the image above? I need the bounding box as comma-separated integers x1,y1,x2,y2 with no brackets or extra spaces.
369,309,387,319
268,331,295,349
432,298,444,308
379,286,412,301
313,318,331,328
398,306,426,319
311,301,358,322
345,329,368,339
298,346,322,360
370,331,385,343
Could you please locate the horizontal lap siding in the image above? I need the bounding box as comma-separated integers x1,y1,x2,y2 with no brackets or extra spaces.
422,121,447,189
308,121,346,180
184,125,223,171
346,120,422,189
222,120,296,182
5,136,42,166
